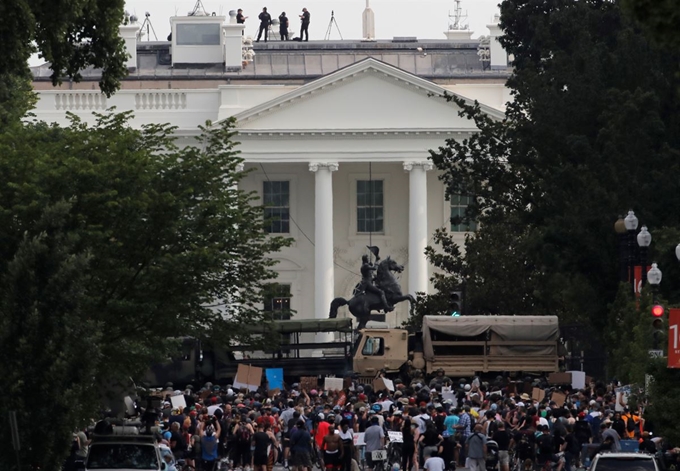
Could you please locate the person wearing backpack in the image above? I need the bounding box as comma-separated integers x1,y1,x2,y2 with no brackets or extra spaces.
622,407,642,439
464,424,487,471
232,417,255,471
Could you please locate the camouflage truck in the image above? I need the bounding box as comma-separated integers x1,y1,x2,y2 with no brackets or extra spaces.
352,315,561,379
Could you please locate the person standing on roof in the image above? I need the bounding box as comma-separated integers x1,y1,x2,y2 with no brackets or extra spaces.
279,12,289,41
299,8,310,41
257,7,272,42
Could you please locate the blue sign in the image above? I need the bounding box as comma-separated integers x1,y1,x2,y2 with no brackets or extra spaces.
266,368,284,390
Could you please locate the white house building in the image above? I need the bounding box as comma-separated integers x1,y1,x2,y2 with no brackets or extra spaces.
30,11,511,328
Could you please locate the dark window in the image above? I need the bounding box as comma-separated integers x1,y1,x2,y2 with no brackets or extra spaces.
176,23,221,45
263,181,290,234
86,444,159,469
450,194,477,232
357,180,384,233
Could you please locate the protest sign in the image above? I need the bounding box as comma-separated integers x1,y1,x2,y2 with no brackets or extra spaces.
170,395,187,410
325,377,344,391
266,368,284,391
300,376,317,391
234,364,263,391
552,391,566,407
532,388,545,403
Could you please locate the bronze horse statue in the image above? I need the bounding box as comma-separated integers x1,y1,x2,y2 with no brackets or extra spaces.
329,256,415,329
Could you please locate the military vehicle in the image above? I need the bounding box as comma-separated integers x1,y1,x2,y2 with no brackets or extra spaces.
353,315,561,379
142,318,355,387
142,315,560,386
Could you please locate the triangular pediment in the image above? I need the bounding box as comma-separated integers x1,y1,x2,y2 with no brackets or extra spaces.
231,58,503,132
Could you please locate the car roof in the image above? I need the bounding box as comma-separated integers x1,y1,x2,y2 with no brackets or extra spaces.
596,453,654,459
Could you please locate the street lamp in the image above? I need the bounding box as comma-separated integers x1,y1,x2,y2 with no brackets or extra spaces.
648,262,662,286
675,243,680,263
624,210,639,295
614,215,628,283
637,226,652,287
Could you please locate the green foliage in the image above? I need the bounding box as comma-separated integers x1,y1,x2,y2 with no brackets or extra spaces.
646,358,680,447
0,112,290,470
0,201,102,471
425,0,680,340
0,0,128,96
606,286,659,384
622,0,680,51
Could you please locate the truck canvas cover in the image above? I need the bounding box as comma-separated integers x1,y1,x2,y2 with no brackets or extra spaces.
422,315,559,361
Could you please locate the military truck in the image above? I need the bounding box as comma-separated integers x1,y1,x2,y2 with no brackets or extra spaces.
142,318,355,387
143,315,560,387
353,315,561,379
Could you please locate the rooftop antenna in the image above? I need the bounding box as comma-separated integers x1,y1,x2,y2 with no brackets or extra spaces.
448,0,469,31
324,10,343,40
188,0,208,16
137,12,158,41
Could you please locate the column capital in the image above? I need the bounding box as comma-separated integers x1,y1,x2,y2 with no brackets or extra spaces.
309,162,339,173
403,161,434,172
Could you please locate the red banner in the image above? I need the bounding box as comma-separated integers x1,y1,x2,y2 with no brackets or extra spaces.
668,309,680,368
633,265,650,298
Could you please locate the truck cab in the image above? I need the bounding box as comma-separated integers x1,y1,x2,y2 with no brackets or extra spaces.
353,328,410,376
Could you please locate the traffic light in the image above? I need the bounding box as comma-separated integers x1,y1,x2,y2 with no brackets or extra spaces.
652,305,665,349
450,290,463,316
652,305,665,317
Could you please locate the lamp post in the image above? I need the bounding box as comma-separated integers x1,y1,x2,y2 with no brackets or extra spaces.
637,226,652,288
624,210,639,295
614,215,628,283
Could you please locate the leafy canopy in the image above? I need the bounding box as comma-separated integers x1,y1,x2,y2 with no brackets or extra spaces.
426,0,680,336
1,0,128,96
0,112,289,471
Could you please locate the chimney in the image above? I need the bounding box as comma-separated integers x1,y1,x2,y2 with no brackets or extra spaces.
119,17,140,70
223,12,246,70
362,0,375,41
486,13,508,69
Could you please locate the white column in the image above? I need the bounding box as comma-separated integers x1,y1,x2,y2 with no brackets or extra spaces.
404,161,433,296
309,163,338,338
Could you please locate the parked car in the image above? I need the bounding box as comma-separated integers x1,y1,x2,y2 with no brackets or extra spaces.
590,452,659,471
83,434,166,471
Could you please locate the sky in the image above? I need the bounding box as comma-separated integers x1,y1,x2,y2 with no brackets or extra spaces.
123,0,502,42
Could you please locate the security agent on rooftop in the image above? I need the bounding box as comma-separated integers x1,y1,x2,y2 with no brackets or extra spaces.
256,7,272,43
299,8,310,42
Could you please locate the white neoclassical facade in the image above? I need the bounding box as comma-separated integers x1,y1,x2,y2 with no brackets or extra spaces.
30,13,511,327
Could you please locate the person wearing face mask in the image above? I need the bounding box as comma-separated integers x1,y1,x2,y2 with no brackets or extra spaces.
402,418,417,471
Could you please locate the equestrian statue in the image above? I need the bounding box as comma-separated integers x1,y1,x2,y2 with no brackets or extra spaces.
329,246,415,329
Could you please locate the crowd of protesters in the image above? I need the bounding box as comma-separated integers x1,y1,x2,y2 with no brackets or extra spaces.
66,369,679,471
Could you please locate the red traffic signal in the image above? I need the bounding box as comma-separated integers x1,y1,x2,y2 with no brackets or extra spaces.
652,305,665,318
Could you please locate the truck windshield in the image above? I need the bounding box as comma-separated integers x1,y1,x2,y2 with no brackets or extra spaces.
86,444,159,469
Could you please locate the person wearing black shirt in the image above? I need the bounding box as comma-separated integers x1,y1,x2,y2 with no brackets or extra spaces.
639,432,657,455
536,426,564,471
492,422,511,471
279,12,289,41
256,7,272,42
299,8,310,41
237,9,247,24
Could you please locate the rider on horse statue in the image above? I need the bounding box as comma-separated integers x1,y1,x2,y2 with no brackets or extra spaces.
358,254,393,312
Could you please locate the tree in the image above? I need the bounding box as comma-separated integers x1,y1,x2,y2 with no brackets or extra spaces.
622,0,680,51
1,0,128,97
426,0,680,341
0,201,102,471
0,113,289,470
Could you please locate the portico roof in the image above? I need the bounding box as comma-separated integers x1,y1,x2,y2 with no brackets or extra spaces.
230,57,504,134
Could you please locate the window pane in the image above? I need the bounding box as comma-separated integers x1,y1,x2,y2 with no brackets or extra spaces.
357,180,384,234
263,181,290,234
450,194,476,232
